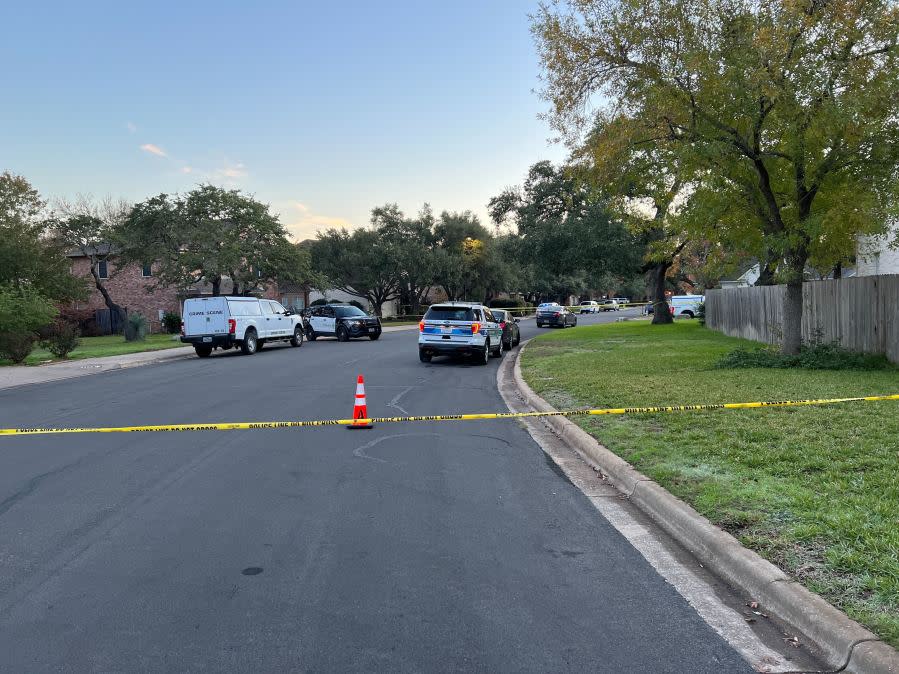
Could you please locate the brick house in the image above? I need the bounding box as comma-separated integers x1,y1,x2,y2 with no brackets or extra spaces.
67,250,311,333
67,252,180,333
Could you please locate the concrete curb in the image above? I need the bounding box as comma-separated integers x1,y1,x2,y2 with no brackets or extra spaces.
0,347,195,391
509,339,898,674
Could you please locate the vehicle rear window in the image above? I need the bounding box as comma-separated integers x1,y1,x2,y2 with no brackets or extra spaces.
425,306,475,321
227,299,262,316
491,310,506,320
334,306,367,318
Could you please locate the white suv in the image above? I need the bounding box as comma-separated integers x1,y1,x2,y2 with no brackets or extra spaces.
181,296,305,357
418,302,504,365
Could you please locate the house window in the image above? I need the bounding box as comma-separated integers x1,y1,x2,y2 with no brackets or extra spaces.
97,260,109,279
142,263,152,277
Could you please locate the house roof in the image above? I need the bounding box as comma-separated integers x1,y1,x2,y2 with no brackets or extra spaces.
65,243,116,257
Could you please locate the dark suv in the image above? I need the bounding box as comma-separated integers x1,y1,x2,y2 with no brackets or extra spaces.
304,304,382,341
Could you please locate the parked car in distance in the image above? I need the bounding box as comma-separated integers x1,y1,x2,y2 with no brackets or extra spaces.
579,300,599,314
304,304,382,341
613,297,630,307
536,304,578,328
670,295,705,318
418,302,504,364
181,296,304,357
599,298,619,311
489,309,521,348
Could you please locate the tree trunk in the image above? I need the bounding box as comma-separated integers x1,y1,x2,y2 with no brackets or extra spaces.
780,247,808,355
755,256,777,286
832,261,842,279
782,280,803,355
211,276,221,296
648,261,673,325
90,259,126,332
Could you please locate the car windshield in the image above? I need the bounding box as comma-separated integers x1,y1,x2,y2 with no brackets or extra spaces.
492,310,506,320
426,306,475,321
334,306,368,318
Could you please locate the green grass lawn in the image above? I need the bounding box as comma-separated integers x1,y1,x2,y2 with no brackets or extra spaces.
522,321,899,647
0,333,185,366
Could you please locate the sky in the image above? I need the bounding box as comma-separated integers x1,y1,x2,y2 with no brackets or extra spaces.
0,1,567,241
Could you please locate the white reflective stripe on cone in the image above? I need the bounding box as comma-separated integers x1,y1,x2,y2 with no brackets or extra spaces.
355,398,366,406
356,384,365,395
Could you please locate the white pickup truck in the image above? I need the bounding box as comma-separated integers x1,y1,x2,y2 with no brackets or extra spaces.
180,296,305,357
670,294,705,318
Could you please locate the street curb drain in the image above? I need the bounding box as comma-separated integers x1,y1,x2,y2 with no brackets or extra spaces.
503,339,898,674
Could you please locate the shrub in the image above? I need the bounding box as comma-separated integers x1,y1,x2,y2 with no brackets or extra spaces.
489,298,528,317
124,313,148,342
57,307,103,337
161,311,182,334
41,321,81,358
696,301,706,326
716,342,895,371
310,298,330,307
0,283,57,334
348,300,366,311
0,332,37,364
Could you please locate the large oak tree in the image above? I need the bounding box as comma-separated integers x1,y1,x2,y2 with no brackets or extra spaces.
534,0,899,353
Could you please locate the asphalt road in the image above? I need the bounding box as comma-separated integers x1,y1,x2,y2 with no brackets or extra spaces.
0,310,752,673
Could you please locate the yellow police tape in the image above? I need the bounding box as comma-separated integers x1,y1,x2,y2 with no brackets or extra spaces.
2,394,898,437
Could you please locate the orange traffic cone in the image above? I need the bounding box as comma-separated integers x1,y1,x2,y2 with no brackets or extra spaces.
348,374,373,429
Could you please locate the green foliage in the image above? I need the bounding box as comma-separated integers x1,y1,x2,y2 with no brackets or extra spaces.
489,297,529,318
696,301,706,326
161,311,182,334
41,321,81,358
0,171,86,303
0,283,58,334
489,161,640,303
310,228,401,315
534,0,899,350
370,203,439,312
716,343,895,371
310,298,330,306
121,185,313,295
124,313,148,342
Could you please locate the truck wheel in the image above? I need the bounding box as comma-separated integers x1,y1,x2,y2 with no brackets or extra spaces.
257,339,265,350
336,326,349,342
419,349,432,363
477,341,490,365
306,328,317,341
291,326,304,347
241,329,258,355
369,333,380,341
492,339,504,358
194,345,212,358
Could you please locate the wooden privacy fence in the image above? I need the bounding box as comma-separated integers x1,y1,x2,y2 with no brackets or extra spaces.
705,274,899,364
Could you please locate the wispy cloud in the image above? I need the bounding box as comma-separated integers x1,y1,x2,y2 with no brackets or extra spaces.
215,161,247,180
282,201,352,240
140,143,167,158
126,121,137,134
180,166,193,174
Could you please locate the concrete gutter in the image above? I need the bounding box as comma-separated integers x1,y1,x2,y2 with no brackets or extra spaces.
508,339,898,674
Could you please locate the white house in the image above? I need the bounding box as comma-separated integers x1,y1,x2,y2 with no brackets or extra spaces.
857,225,899,276
719,263,761,288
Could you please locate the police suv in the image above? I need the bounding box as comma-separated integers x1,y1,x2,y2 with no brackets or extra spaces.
180,296,305,357
418,302,504,365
